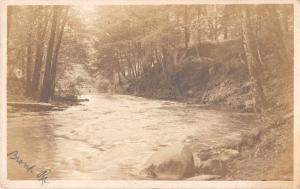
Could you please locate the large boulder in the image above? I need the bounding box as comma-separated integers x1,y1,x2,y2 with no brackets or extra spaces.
198,158,228,176
139,144,195,179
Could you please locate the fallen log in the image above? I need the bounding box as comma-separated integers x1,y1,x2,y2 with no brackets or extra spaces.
55,96,89,102
7,102,56,110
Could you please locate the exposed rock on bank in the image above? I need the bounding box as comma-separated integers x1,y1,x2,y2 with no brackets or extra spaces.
139,144,195,179
195,112,293,180
138,111,292,181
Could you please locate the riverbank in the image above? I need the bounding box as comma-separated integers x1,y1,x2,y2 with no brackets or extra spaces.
223,116,293,180
115,39,292,114
189,111,293,180
114,40,293,180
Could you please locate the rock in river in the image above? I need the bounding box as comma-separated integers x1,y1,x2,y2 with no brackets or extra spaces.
139,144,195,179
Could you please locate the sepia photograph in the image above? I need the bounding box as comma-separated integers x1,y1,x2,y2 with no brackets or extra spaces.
1,0,298,188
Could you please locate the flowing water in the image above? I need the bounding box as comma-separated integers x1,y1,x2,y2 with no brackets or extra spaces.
7,94,256,180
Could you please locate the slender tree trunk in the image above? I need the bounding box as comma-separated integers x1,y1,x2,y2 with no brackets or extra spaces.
196,6,201,58
254,27,264,66
22,50,26,84
131,45,138,82
116,50,123,83
50,7,69,99
32,8,51,94
161,47,167,75
277,7,291,65
25,6,37,95
223,25,228,40
213,19,217,41
7,7,13,40
40,6,59,102
197,7,201,43
8,48,22,77
241,7,266,115
222,6,229,40
25,44,32,95
7,7,14,78
184,5,189,50
223,17,228,40
268,6,291,65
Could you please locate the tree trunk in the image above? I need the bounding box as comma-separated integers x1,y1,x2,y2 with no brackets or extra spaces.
184,5,189,50
253,8,264,67
32,7,51,94
40,6,59,102
7,7,13,39
222,18,228,40
50,7,69,100
222,6,229,40
241,7,266,115
277,7,291,65
195,6,201,58
223,25,228,40
25,44,32,95
267,6,291,65
197,7,201,43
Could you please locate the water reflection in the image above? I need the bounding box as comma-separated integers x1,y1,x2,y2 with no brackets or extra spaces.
8,111,56,180
8,94,255,180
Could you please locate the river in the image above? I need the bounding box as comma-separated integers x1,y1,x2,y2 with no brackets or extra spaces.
7,94,256,180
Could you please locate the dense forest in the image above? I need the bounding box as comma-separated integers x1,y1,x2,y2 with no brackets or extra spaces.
7,5,293,115
6,4,294,181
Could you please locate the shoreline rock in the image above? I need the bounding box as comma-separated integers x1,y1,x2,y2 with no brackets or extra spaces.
139,144,195,180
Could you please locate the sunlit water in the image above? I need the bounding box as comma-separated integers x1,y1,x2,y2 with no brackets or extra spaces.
7,94,255,180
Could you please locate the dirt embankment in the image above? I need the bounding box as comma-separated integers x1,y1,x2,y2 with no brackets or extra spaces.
123,39,252,112
123,38,292,114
